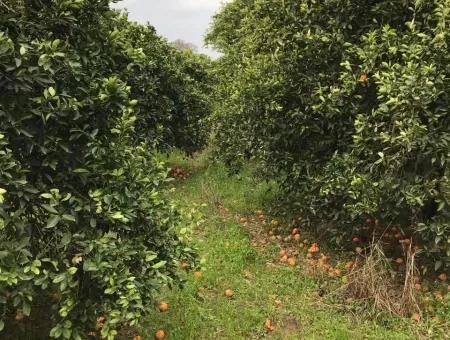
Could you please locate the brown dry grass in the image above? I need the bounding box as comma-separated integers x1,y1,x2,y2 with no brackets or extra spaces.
341,242,420,318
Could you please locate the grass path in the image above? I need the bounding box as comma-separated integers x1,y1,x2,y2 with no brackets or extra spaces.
140,153,417,339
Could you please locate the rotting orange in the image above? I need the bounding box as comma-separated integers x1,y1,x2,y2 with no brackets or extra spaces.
395,257,404,265
287,257,297,267
264,319,275,333
345,262,354,270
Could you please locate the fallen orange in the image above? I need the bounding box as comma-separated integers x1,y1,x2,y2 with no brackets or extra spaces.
158,302,169,312
155,329,166,339
287,257,297,267
225,289,234,297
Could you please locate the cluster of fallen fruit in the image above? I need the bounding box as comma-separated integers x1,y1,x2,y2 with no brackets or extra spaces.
170,166,193,180
110,209,448,338
239,210,449,327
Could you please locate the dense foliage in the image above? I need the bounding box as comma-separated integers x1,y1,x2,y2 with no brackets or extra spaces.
0,0,210,338
207,0,450,269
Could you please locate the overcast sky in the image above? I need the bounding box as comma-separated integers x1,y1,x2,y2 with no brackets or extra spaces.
112,0,228,57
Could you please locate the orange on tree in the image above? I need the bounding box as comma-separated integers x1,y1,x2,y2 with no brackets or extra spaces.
194,271,202,278
15,310,24,321
291,228,300,235
293,233,301,241
287,257,297,266
279,249,287,257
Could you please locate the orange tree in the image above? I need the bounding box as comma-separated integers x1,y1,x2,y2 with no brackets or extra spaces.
207,0,450,270
0,1,210,338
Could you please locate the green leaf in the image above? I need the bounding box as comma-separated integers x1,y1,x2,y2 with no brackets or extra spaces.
48,87,56,97
42,204,58,214
46,215,61,228
19,46,26,55
62,214,76,222
22,301,31,316
152,261,166,269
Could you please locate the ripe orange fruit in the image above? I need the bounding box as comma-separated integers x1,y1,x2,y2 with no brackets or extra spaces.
293,233,301,241
224,289,234,297
345,262,354,270
279,249,287,257
308,243,319,253
359,73,369,82
15,310,24,321
287,257,297,267
133,336,142,340
395,257,404,265
291,228,300,235
438,273,447,281
158,302,169,312
280,254,288,263
194,271,202,278
334,269,342,277
352,237,360,243
155,329,166,339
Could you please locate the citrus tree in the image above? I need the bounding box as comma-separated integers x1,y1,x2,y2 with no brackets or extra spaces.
0,1,208,338
207,0,450,269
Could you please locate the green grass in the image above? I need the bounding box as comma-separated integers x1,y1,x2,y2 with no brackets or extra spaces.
138,151,421,340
